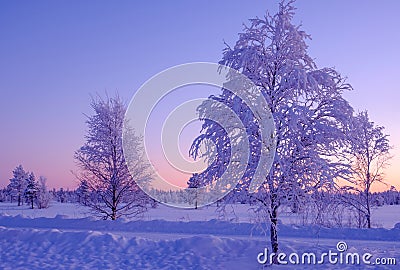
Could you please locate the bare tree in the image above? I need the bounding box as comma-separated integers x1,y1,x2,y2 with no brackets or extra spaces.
74,94,152,220
343,111,391,228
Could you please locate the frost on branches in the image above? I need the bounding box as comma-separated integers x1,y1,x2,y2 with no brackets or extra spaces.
342,111,391,228
36,176,51,209
74,95,152,220
8,165,28,206
24,172,39,209
190,0,353,255
8,165,50,209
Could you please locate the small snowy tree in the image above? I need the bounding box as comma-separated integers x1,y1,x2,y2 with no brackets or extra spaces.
187,173,202,209
35,176,51,209
74,94,152,220
343,111,391,228
190,0,353,257
76,179,90,205
9,165,28,206
0,188,7,202
57,188,66,203
24,172,39,209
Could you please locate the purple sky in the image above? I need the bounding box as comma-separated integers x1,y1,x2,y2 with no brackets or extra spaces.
0,0,399,190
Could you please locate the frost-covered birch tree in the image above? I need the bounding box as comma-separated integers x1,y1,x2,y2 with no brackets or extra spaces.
74,95,152,220
190,0,353,257
343,111,391,228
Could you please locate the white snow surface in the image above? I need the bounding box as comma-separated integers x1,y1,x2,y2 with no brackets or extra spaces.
0,202,399,269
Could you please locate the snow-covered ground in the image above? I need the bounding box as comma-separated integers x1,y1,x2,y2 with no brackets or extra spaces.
0,202,399,269
3,202,400,229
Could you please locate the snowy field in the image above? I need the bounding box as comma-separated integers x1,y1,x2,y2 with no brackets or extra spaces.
0,202,399,269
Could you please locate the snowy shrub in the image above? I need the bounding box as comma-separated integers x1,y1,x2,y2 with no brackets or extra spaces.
35,176,51,209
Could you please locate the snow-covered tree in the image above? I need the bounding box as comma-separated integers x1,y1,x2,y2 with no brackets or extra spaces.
383,186,400,205
35,176,51,209
190,0,353,257
187,173,202,209
8,165,28,206
74,94,152,220
0,188,8,202
57,188,67,203
342,111,391,228
24,172,39,209
76,179,90,205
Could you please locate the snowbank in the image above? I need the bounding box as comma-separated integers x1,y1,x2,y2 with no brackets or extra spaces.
0,214,399,241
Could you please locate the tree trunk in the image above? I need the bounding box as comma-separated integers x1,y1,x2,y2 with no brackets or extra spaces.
18,194,21,206
111,185,117,220
366,175,371,228
270,207,279,254
269,192,279,264
366,199,371,228
195,190,198,209
31,197,34,209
